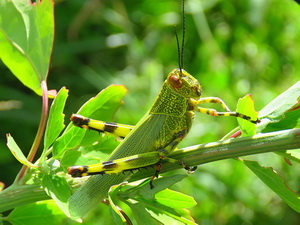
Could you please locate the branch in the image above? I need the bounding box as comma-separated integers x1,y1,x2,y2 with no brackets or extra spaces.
16,81,49,182
130,128,300,180
0,184,49,213
1,129,299,214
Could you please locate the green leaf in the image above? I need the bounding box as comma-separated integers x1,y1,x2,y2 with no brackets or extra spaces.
52,85,127,158
65,84,128,134
276,150,300,164
60,136,119,171
263,108,300,133
6,134,37,167
258,81,300,132
108,183,129,224
126,202,158,225
236,94,259,136
241,159,300,213
110,176,197,224
52,127,86,159
286,149,300,162
155,189,197,209
7,200,68,225
118,175,188,202
139,174,188,200
108,206,125,225
44,87,69,151
140,200,196,225
0,0,54,95
42,174,73,218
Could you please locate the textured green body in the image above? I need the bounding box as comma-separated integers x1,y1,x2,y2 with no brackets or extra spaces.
113,68,199,159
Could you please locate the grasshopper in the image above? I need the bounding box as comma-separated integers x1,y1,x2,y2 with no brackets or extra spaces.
68,68,259,189
67,2,260,190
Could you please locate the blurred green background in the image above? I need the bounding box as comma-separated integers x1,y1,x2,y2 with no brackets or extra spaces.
1,0,299,224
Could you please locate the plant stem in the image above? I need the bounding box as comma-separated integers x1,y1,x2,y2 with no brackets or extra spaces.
1,129,299,213
0,184,49,213
16,81,49,182
130,128,300,180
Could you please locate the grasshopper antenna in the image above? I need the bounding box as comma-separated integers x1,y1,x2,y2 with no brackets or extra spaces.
181,0,185,72
175,0,185,73
174,26,181,71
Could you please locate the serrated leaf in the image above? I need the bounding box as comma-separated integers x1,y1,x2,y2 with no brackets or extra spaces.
236,94,259,136
6,134,37,167
241,159,300,213
155,189,197,209
263,108,300,133
258,81,300,132
44,87,69,150
42,174,72,218
0,0,54,95
7,200,68,225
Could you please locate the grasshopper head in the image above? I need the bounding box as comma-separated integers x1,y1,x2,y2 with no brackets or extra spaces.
167,68,202,99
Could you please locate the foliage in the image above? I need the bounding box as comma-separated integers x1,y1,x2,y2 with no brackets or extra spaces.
0,0,300,224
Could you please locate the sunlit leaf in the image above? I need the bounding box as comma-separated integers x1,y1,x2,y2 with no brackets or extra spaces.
236,94,259,136
155,189,197,209
258,81,300,132
108,183,128,224
7,200,68,225
44,87,69,150
0,0,54,95
6,134,37,167
42,174,72,218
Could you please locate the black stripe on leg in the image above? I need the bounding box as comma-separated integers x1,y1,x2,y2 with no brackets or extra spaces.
71,115,90,127
237,113,251,120
102,160,117,169
104,122,118,134
68,165,89,177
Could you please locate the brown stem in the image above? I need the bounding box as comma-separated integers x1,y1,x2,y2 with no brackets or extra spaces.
16,80,49,182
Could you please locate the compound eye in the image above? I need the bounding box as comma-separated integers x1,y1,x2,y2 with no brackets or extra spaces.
168,75,182,88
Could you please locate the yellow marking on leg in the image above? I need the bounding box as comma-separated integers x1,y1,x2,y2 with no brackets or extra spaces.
71,114,134,138
68,152,161,177
190,98,259,123
87,119,134,138
196,97,231,112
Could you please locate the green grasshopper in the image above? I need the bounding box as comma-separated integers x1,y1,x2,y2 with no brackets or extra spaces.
68,67,259,188
67,3,260,190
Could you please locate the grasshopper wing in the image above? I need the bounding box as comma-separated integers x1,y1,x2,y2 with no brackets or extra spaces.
68,113,167,217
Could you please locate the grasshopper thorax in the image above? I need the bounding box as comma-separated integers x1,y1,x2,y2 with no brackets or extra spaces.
167,68,202,99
